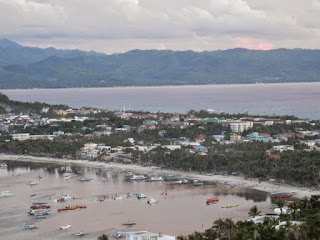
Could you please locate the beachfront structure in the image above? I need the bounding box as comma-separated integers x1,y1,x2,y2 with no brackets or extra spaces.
230,122,253,133
12,133,54,141
125,231,175,240
272,145,294,152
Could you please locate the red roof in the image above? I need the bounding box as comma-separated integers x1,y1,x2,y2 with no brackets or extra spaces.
195,134,205,140
268,153,280,158
260,133,271,136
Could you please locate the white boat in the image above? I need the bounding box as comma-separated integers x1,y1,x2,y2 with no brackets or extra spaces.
100,177,107,182
0,191,14,198
0,163,8,168
113,196,123,200
54,193,73,202
22,223,38,230
147,198,159,204
171,180,182,184
74,231,88,236
28,209,51,216
28,181,40,186
60,224,71,230
64,175,72,180
149,176,163,181
181,178,189,184
130,175,147,181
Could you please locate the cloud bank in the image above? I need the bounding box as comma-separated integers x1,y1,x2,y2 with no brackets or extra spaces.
0,0,319,53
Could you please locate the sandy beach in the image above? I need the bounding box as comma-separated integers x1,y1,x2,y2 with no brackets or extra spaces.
1,153,318,199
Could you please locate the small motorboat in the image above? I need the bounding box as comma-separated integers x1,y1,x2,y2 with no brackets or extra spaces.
22,223,38,230
137,194,147,199
113,196,123,200
60,224,71,230
74,231,88,236
147,198,159,204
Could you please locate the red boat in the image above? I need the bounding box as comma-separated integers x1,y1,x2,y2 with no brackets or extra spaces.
272,193,292,199
30,205,50,209
206,197,219,205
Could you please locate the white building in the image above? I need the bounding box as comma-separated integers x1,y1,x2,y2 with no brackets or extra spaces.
230,122,253,133
12,133,30,141
125,231,175,240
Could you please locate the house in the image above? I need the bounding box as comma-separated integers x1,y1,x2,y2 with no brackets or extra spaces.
249,132,273,142
195,134,205,142
125,231,175,240
230,133,241,141
194,145,208,153
272,145,294,152
213,135,225,142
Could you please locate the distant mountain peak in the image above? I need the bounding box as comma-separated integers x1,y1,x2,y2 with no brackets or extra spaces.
0,39,21,48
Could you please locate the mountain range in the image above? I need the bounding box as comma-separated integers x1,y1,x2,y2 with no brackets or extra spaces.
0,39,320,89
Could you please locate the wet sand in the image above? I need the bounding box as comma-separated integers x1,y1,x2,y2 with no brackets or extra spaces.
1,153,318,199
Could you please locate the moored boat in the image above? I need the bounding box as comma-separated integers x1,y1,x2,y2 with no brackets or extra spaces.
272,192,292,199
28,209,51,216
74,231,88,236
58,205,87,212
130,175,147,181
0,191,14,198
79,177,93,182
147,198,159,204
137,194,147,199
28,181,40,186
206,197,219,205
22,223,38,230
60,224,71,230
222,204,238,208
0,163,8,168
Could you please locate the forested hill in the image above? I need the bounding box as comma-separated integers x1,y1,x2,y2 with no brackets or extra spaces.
1,39,320,89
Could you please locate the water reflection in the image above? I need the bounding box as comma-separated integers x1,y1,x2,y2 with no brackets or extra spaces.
0,160,272,239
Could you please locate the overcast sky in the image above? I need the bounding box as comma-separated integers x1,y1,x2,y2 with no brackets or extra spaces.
0,0,319,53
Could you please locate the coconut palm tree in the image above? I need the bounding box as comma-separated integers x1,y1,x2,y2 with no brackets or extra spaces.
288,201,300,220
249,205,261,218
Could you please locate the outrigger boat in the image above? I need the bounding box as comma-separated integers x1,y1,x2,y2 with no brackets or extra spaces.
28,209,51,216
30,202,50,209
206,197,219,205
222,204,238,208
0,191,14,198
58,205,87,212
272,192,292,199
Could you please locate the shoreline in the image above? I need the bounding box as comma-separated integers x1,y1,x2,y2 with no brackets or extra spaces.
1,81,319,92
1,153,319,199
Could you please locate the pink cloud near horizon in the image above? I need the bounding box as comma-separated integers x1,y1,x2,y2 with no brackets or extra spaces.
236,37,274,50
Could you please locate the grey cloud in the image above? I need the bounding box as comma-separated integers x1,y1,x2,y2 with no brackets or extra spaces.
0,0,319,52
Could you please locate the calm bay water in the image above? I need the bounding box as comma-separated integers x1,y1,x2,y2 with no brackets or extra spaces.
1,82,320,119
0,161,271,240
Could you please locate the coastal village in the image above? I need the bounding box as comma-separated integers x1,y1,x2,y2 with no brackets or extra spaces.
1,95,320,239
1,105,319,163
